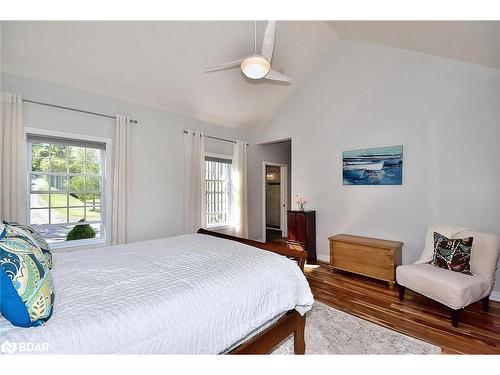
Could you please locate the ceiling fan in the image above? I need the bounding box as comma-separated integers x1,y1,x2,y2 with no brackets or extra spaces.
205,21,291,83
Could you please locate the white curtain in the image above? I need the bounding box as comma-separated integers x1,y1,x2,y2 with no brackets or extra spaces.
111,115,130,245
184,130,206,233
232,140,248,238
0,93,26,222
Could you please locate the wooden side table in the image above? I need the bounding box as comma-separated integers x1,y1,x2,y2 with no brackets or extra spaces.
329,234,403,287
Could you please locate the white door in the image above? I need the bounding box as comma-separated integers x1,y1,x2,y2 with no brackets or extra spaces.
280,165,287,237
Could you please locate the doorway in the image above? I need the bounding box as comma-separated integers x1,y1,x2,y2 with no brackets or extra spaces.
263,162,288,243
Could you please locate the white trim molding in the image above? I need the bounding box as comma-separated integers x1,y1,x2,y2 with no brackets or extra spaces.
490,291,500,302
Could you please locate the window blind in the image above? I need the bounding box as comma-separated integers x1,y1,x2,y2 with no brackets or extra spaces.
27,134,106,150
205,155,232,164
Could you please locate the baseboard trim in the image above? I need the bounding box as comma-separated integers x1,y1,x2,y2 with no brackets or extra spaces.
490,291,500,302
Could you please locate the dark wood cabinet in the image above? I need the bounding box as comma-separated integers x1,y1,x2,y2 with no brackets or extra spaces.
287,214,297,242
287,210,316,260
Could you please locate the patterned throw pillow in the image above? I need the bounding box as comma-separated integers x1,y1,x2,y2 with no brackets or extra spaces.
0,223,55,327
432,232,473,275
2,220,53,269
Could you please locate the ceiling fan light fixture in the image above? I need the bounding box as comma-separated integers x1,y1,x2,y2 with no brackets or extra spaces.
240,55,270,80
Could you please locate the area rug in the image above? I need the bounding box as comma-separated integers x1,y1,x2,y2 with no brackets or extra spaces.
272,302,441,354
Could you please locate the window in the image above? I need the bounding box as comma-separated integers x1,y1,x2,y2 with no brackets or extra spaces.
205,155,232,227
27,133,107,245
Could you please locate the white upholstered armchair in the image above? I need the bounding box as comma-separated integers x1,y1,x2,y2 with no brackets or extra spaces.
396,225,500,327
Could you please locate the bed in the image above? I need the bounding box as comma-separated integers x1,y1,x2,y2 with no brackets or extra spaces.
0,229,313,354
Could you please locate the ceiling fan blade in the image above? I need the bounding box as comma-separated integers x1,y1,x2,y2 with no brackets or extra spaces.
265,69,291,82
205,57,246,72
261,21,276,62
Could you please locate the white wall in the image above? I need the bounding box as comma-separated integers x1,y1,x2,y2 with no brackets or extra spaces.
2,73,255,244
258,40,500,291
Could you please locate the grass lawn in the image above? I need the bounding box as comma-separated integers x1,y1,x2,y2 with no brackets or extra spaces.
38,193,101,221
32,177,101,222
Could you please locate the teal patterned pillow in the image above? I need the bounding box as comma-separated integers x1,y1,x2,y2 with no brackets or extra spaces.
2,220,53,269
0,223,55,327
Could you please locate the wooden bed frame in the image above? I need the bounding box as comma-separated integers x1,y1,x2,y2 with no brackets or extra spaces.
197,228,308,355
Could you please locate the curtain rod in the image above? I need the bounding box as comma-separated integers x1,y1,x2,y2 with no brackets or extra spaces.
23,99,138,124
183,130,249,145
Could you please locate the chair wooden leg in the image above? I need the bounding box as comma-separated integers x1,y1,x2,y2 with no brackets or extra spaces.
398,285,406,302
482,297,490,312
294,312,306,355
451,309,461,327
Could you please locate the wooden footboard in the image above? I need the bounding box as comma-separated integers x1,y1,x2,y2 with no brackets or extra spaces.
228,310,305,355
197,228,308,271
197,228,308,354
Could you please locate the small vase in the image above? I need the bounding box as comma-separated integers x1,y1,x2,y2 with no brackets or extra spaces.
298,204,305,211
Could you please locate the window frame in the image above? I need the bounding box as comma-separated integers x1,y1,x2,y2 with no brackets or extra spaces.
25,127,113,250
204,152,233,229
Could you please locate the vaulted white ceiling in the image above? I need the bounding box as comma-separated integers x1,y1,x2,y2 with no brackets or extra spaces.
2,21,500,133
328,21,500,71
0,21,337,132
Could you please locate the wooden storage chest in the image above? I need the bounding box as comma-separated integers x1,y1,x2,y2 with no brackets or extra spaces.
329,234,403,287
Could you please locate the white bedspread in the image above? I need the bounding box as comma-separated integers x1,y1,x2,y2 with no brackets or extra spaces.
0,234,313,354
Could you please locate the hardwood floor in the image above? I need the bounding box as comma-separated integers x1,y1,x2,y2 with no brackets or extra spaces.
304,261,500,354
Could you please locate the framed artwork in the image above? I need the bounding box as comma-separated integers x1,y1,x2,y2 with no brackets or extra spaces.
343,145,403,185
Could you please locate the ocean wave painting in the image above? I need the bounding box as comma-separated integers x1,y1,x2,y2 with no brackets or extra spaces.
343,145,403,185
